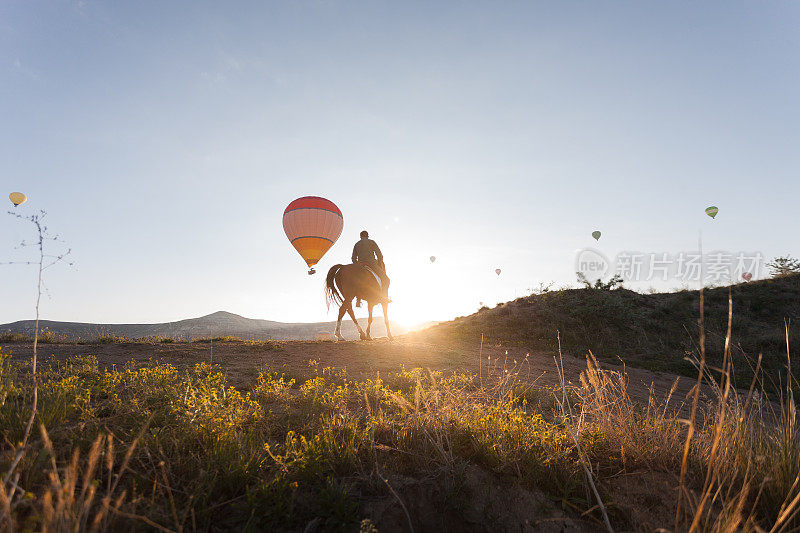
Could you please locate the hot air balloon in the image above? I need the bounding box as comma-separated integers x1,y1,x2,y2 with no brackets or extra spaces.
495,269,501,276
430,256,436,263
592,231,601,241
742,272,752,282
9,192,26,207
705,206,719,219
283,196,343,275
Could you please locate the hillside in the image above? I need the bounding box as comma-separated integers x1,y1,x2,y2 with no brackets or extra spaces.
419,274,800,386
0,310,405,341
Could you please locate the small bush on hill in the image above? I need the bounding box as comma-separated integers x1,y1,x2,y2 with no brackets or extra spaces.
576,273,624,290
768,255,800,277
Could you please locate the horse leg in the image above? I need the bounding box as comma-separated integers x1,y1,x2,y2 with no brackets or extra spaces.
366,304,374,340
345,301,367,340
382,302,393,340
335,304,347,341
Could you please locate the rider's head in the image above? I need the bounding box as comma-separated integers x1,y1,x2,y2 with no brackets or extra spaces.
360,230,369,239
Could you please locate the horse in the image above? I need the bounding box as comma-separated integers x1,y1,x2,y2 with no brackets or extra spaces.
324,264,392,341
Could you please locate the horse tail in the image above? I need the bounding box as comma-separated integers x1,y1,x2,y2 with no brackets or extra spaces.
325,264,345,310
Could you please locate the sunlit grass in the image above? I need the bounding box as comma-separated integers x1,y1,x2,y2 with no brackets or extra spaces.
1,341,798,531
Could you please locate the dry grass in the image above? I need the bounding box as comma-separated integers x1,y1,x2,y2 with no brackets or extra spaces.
1,310,799,530
0,329,70,345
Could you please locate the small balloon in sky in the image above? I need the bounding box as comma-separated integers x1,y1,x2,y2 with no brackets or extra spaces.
742,272,752,282
592,230,601,241
495,268,501,276
9,192,27,207
705,206,719,219
430,256,436,263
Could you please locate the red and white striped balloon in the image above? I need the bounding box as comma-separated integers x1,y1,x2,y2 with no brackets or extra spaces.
283,196,343,273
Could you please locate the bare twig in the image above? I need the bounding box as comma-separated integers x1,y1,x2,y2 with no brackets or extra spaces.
553,332,614,533
676,284,706,529
2,210,71,503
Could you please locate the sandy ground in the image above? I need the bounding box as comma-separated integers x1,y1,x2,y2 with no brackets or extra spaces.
2,334,697,408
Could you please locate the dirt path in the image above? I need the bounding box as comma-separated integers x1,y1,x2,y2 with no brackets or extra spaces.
2,334,696,407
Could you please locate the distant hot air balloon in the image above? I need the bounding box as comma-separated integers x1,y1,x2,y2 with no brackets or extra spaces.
592,231,601,241
495,269,501,276
283,196,343,275
705,206,719,219
742,272,752,282
9,192,26,207
430,256,436,263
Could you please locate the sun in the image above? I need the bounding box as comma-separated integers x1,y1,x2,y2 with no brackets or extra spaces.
369,257,476,330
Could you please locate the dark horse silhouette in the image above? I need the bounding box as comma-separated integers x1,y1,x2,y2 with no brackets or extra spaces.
325,264,392,341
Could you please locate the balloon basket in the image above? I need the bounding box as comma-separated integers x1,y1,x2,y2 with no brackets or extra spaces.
308,268,316,275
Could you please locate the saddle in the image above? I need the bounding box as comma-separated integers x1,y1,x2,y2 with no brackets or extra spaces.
355,262,387,307
360,263,383,289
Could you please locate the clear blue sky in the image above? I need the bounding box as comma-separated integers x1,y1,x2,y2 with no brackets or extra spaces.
2,1,798,326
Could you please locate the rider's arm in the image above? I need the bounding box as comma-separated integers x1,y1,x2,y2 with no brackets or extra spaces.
372,240,383,262
351,244,358,263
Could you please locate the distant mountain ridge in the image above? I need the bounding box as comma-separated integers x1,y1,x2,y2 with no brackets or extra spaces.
0,311,407,340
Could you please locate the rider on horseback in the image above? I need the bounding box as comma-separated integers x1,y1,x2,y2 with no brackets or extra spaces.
352,230,390,305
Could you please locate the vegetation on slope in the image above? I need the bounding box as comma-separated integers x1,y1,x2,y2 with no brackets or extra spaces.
421,274,800,389
1,343,798,531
